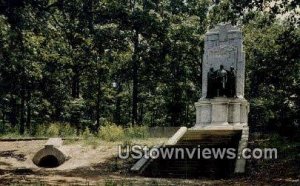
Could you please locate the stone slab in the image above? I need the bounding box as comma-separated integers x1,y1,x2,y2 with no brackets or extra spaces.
166,127,188,145
45,138,63,148
201,23,245,99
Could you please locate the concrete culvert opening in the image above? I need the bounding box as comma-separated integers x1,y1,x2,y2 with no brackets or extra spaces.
33,138,69,168
38,155,60,168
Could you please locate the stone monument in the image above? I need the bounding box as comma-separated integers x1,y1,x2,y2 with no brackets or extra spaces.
195,23,249,128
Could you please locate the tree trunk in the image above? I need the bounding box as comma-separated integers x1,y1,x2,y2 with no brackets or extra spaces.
19,88,25,135
72,67,80,98
131,31,139,126
1,110,5,126
138,103,144,124
95,69,101,130
26,91,31,132
114,83,122,125
9,95,18,128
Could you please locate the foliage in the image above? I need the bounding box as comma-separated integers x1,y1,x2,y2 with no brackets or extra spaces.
125,126,149,139
244,15,300,134
35,122,76,137
0,0,299,137
98,122,125,142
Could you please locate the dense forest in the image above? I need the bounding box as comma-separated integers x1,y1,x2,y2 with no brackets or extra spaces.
0,0,299,136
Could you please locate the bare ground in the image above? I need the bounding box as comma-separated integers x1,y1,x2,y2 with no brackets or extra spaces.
0,136,299,185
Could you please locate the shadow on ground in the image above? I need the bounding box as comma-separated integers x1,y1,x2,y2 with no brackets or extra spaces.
0,150,26,161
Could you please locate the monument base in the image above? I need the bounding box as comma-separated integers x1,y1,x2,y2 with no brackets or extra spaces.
195,97,249,127
193,97,250,173
131,97,250,176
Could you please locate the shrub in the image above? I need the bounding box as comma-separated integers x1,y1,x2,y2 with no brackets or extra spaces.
35,122,77,137
125,126,149,139
46,123,60,137
35,124,47,137
0,131,20,138
82,127,93,139
0,121,5,134
98,122,125,141
59,123,77,137
33,122,150,140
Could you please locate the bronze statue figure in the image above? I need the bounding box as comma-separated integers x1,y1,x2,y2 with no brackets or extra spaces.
206,65,236,98
216,65,227,97
207,67,216,98
226,66,236,97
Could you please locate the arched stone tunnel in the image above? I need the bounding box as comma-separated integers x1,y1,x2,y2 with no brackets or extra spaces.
32,138,69,168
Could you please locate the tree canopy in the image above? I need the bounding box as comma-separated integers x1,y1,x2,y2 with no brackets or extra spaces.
0,0,299,136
